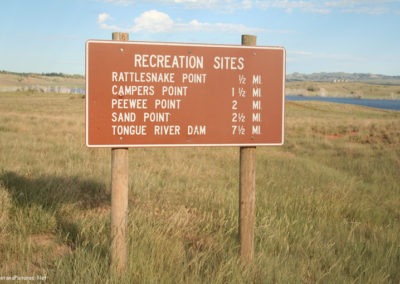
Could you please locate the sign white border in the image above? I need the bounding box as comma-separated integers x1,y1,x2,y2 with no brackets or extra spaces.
85,40,286,148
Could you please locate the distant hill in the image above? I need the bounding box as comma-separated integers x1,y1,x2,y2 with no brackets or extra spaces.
1,70,400,96
0,71,85,94
287,72,400,85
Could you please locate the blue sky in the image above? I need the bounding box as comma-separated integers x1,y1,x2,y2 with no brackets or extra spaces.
1,0,399,75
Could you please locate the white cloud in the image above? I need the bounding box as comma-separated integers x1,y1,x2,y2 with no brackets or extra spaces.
98,13,111,24
102,0,254,11
132,10,174,33
324,0,396,14
97,10,266,34
256,1,332,14
292,50,313,56
97,13,121,30
180,19,265,33
259,0,399,14
103,0,133,5
101,0,399,14
172,0,254,10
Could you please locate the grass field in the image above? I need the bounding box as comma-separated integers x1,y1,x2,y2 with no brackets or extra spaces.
0,92,399,283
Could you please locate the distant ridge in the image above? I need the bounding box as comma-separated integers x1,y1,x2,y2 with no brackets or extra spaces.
287,72,400,85
0,70,83,78
2,70,399,85
0,70,85,94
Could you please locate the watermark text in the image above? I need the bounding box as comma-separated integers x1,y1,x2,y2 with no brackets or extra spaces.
0,275,47,281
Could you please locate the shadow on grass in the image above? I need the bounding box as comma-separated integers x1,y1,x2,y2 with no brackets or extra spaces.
0,171,109,210
0,171,110,251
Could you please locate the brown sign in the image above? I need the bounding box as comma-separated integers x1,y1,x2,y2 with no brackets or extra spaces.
86,40,285,147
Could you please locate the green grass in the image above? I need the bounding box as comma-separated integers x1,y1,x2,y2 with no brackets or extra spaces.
0,92,399,283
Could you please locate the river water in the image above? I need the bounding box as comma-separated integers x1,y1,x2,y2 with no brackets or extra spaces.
286,95,400,111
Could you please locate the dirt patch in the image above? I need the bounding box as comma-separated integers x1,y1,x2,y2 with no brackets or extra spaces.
29,233,71,258
324,131,357,140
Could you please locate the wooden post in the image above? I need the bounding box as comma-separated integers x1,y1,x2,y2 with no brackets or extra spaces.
111,32,129,274
239,34,257,263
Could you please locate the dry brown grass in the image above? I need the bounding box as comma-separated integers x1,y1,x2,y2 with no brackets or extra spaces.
0,92,399,283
